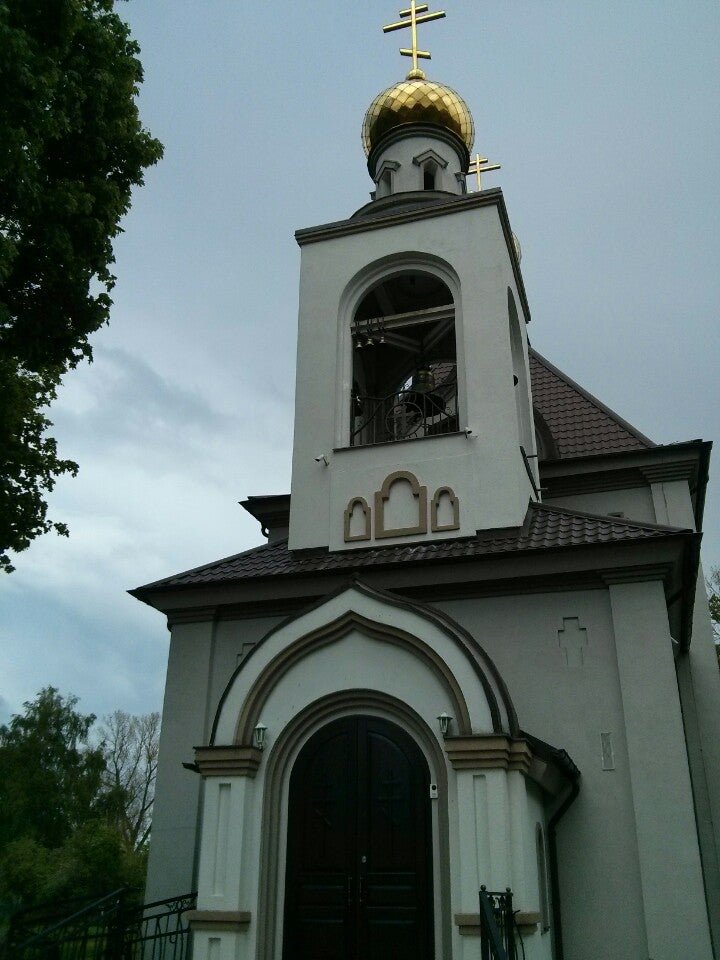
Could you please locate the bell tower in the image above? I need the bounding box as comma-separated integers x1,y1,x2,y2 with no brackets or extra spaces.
288,3,537,552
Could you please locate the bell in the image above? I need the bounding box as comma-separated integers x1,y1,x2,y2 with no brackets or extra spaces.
405,364,445,417
411,366,436,393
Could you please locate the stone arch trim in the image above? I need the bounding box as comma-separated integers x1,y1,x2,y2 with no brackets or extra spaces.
431,485,460,532
337,253,463,448
256,689,453,960
210,578,519,744
374,470,428,538
233,609,472,744
343,496,371,542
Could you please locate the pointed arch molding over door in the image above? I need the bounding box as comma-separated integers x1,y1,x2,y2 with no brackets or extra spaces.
233,609,472,744
209,580,520,749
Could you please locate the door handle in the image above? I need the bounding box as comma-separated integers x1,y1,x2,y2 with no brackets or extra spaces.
359,875,365,906
347,875,353,907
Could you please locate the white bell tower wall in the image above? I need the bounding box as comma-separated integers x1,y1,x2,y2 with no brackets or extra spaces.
289,192,535,552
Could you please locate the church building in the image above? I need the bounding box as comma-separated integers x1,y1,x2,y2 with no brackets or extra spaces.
132,5,720,958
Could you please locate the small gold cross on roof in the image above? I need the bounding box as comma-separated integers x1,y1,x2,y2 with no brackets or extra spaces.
383,1,446,80
467,153,501,191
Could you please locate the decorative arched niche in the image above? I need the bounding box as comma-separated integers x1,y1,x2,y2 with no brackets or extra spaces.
374,470,428,539
343,496,371,542
342,255,462,449
431,485,460,532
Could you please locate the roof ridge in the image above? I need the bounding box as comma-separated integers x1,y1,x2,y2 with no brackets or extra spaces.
528,500,690,534
529,348,655,449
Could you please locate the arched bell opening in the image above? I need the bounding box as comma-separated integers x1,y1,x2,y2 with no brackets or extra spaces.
350,271,458,447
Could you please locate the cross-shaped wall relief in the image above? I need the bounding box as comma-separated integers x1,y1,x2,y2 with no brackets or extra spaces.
557,617,588,667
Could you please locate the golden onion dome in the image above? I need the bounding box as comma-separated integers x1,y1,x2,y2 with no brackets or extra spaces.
362,77,474,157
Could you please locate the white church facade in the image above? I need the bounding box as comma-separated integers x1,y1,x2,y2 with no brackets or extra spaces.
132,6,720,959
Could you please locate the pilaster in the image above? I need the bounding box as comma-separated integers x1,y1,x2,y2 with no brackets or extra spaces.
608,577,712,958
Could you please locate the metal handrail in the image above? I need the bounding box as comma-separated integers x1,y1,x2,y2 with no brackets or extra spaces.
11,887,128,949
351,380,458,446
479,886,517,960
8,887,197,960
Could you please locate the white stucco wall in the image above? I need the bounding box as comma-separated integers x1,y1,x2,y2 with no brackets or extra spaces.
289,200,534,552
193,586,554,960
372,132,466,195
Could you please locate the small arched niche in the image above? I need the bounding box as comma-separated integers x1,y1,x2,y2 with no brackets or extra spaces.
343,496,371,542
431,486,460,532
351,271,458,446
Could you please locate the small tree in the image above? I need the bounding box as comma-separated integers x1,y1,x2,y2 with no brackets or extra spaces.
707,567,720,666
0,691,159,912
99,711,160,851
0,687,105,850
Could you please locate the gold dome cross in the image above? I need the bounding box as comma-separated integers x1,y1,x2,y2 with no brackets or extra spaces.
467,154,501,191
383,1,446,80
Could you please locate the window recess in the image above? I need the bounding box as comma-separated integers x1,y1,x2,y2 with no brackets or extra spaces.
350,273,457,447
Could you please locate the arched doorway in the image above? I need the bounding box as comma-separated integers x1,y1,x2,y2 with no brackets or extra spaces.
282,715,434,960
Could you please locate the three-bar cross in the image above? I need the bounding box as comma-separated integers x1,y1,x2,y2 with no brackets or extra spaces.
467,153,501,191
383,1,446,79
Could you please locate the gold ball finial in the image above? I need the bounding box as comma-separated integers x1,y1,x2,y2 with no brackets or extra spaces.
406,68,426,80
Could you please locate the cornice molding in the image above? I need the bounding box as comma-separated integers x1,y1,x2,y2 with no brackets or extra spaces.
296,189,500,245
294,189,530,325
541,468,646,498
187,910,251,932
194,745,262,778
455,911,540,936
639,463,696,484
599,564,673,586
445,735,532,774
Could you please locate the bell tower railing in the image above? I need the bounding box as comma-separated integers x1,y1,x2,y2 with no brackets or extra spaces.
351,380,458,446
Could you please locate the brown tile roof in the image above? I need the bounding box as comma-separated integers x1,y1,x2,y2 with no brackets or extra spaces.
132,503,687,595
530,349,654,459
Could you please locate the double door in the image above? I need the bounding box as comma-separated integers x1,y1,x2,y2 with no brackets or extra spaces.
283,715,433,960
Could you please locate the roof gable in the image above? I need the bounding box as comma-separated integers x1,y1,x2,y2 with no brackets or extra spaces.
530,349,654,459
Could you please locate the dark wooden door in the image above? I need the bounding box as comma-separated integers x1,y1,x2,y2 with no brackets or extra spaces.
283,716,433,960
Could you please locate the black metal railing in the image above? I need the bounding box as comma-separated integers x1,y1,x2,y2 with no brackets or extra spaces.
479,886,517,960
351,380,458,446
5,888,197,960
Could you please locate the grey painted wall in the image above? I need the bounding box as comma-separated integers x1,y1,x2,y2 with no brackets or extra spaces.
145,476,720,957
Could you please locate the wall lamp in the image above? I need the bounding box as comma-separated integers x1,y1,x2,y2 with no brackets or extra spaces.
437,712,453,738
253,722,268,751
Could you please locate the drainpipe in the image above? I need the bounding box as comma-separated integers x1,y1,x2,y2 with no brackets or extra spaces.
547,778,580,960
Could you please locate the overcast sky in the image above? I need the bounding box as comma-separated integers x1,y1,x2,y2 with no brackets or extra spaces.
2,0,718,726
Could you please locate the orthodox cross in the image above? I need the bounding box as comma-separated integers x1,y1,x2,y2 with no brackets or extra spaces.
383,2,446,79
557,617,588,667
467,154,501,191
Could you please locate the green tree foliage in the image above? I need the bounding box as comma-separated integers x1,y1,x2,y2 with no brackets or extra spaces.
0,689,158,914
0,0,163,572
707,567,720,665
0,688,105,850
